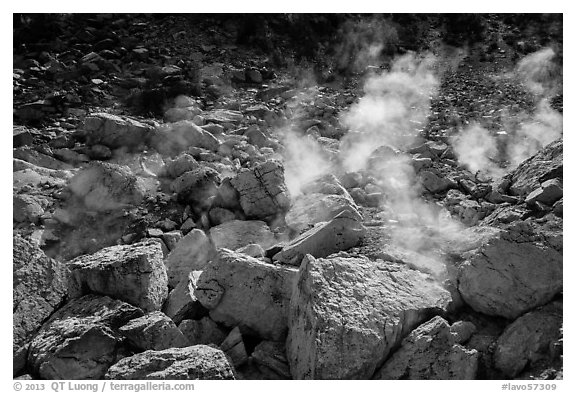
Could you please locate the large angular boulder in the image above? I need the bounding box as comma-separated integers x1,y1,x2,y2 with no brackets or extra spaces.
285,193,362,232
525,178,563,206
13,235,68,359
509,139,562,197
105,345,235,380
82,113,155,150
68,240,168,312
273,209,366,265
230,161,291,220
209,220,276,251
119,311,189,351
164,229,215,288
170,167,221,208
374,316,479,379
151,120,221,155
68,161,146,211
494,301,563,377
194,249,298,340
27,295,144,379
457,221,562,319
163,271,202,324
287,254,452,379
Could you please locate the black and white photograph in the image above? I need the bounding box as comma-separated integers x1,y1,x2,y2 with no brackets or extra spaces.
7,5,569,389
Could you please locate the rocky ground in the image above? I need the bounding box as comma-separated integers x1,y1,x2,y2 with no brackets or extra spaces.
13,14,562,380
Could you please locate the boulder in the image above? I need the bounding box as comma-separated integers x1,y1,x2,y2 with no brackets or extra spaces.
457,222,562,319
285,193,362,232
273,210,366,266
164,229,216,288
27,295,144,379
68,240,168,312
13,193,49,223
420,170,457,193
525,178,562,206
509,139,562,197
230,161,291,220
163,271,203,324
494,301,563,377
13,235,68,359
179,317,228,346
194,249,298,340
105,345,235,380
203,109,244,123
209,220,276,251
164,153,200,178
151,120,221,155
374,316,479,379
119,311,189,351
170,167,221,208
68,161,146,211
287,254,452,379
82,112,155,150
450,321,477,344
237,243,266,258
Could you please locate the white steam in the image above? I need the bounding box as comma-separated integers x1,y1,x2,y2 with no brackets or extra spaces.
517,47,561,96
452,123,504,178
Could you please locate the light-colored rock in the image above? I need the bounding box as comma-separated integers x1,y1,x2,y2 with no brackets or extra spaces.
457,222,562,319
28,295,144,379
285,193,362,232
151,120,221,155
164,153,200,178
68,240,168,312
164,106,202,123
163,271,202,324
237,243,266,258
375,316,479,379
209,220,276,251
494,301,563,377
83,112,155,149
68,161,146,211
230,161,291,220
194,249,298,340
450,321,477,344
287,254,452,379
119,311,189,351
203,109,244,123
179,317,228,346
273,209,366,265
13,193,49,223
105,345,235,380
525,178,562,206
13,236,68,357
164,229,215,288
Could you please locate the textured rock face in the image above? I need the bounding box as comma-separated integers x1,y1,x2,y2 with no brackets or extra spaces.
420,170,457,193
509,139,562,197
494,301,563,377
164,153,200,178
230,161,291,220
525,178,563,206
83,113,155,150
285,193,362,232
105,345,235,380
194,249,298,340
68,161,146,211
164,229,215,288
27,295,144,379
375,316,479,379
287,255,452,379
13,235,68,356
457,222,562,319
162,271,202,324
209,220,276,251
273,209,366,265
170,167,221,208
151,120,221,155
119,311,189,351
68,240,168,312
179,317,228,346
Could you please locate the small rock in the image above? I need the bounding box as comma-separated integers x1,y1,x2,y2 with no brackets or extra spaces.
450,321,478,344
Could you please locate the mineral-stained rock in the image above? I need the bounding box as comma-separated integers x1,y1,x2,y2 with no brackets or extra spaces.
287,255,452,379
119,311,189,351
252,341,291,379
285,193,362,232
170,167,221,208
509,139,562,197
13,235,68,359
68,240,168,312
374,316,479,379
230,161,291,220
164,229,216,288
105,345,235,380
27,295,144,379
179,317,228,346
220,327,248,367
273,209,366,266
494,301,563,377
209,220,276,251
151,120,221,155
68,161,146,211
457,221,562,319
194,249,298,340
82,112,155,150
163,271,203,324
